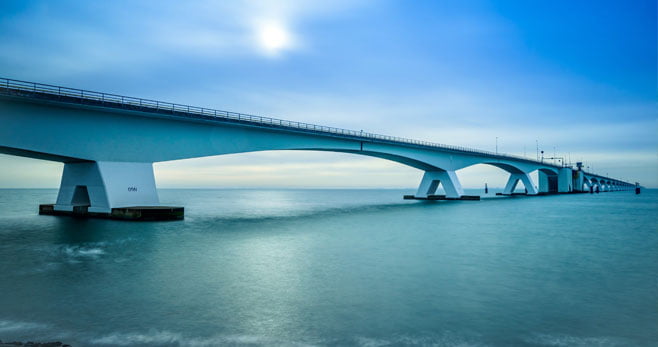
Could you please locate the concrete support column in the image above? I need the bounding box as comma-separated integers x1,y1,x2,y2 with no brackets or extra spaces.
558,168,573,193
573,171,584,192
503,172,539,195
415,170,464,198
538,171,549,193
55,161,159,213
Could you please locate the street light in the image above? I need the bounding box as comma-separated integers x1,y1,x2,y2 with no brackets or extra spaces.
536,139,539,161
496,137,498,154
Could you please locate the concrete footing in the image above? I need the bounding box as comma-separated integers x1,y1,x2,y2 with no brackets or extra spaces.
39,204,184,221
496,191,590,197
537,191,592,196
404,195,480,201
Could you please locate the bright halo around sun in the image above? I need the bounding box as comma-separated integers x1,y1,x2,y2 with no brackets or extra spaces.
257,22,292,56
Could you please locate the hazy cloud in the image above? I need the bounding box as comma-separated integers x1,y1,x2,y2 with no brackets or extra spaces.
0,1,655,187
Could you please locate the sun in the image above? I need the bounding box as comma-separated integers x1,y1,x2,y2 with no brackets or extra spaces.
257,22,292,56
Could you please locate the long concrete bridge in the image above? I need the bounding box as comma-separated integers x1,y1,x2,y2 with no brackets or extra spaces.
0,78,636,219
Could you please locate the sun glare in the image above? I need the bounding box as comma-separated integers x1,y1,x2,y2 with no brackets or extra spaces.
257,22,292,56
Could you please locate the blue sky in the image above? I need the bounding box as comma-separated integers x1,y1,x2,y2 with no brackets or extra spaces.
0,0,656,188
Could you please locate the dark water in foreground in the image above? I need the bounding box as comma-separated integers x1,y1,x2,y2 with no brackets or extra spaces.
0,188,656,346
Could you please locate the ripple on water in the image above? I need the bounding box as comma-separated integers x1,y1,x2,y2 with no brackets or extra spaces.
0,319,48,333
89,330,312,346
18,239,135,274
525,333,631,347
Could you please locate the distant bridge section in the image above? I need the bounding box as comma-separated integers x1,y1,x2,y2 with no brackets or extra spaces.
0,78,636,219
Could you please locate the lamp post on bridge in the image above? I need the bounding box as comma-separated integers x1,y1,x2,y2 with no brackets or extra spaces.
496,137,498,155
536,139,539,161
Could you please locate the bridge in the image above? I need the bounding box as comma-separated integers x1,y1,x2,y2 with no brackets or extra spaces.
0,78,636,220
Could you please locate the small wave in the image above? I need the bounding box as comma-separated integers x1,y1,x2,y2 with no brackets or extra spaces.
48,238,134,259
527,333,629,347
0,319,48,333
33,242,109,259
355,337,390,347
58,245,105,263
89,330,317,346
50,239,133,260
91,330,183,346
63,246,105,257
29,262,61,273
17,239,135,274
355,334,488,347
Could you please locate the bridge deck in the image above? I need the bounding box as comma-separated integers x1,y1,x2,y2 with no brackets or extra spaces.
0,77,560,168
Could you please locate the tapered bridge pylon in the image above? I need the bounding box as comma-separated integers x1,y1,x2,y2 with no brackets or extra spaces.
55,161,159,213
503,172,538,195
415,170,464,198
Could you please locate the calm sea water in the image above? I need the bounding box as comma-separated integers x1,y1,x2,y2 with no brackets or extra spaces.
0,188,656,346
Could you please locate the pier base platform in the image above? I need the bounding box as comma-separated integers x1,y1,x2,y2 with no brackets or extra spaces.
536,191,590,196
39,204,184,221
403,195,480,201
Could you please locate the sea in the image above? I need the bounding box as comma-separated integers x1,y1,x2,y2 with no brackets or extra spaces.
0,188,656,346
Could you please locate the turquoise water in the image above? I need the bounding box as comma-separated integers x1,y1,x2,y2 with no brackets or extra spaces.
0,188,656,346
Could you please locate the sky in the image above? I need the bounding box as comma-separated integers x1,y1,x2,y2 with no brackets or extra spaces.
0,0,656,188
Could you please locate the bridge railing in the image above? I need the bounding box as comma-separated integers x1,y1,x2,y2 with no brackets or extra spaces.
1,77,561,168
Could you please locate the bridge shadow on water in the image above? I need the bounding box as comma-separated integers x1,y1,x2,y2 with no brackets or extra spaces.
46,189,562,235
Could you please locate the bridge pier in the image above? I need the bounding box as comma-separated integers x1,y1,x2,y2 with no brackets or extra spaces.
539,168,575,194
557,167,573,193
538,170,557,194
502,172,538,195
43,161,182,220
415,170,464,199
573,170,585,192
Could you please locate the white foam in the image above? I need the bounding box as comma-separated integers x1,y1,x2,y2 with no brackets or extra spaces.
74,247,105,256
0,319,48,332
356,336,391,347
91,330,183,345
62,245,104,256
89,330,319,346
528,333,628,347
356,334,488,347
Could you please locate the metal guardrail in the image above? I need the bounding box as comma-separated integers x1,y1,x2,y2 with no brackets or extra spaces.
0,77,562,168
